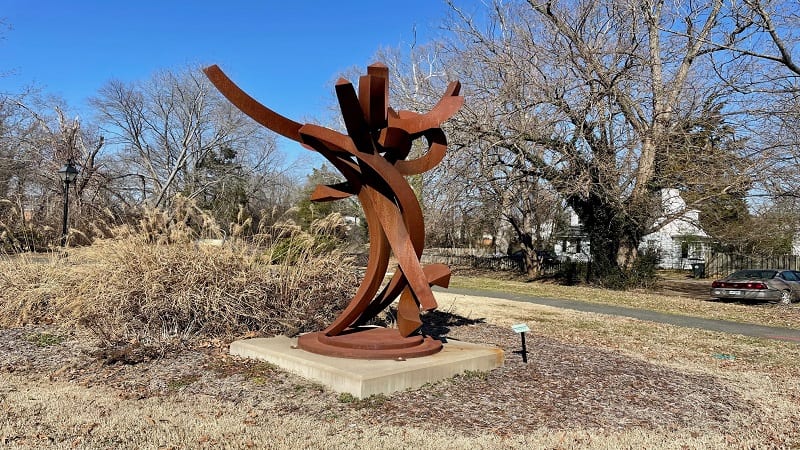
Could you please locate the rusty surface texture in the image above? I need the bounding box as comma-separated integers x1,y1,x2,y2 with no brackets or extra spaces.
204,63,462,359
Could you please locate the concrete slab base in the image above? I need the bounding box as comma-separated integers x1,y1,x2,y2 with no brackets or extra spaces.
230,336,504,399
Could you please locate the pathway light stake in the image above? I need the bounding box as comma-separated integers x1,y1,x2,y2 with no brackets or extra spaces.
511,323,531,363
58,160,79,247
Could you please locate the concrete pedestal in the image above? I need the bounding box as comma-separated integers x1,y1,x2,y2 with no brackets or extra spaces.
230,336,504,399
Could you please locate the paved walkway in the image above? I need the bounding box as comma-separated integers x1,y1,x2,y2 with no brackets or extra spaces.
437,286,800,344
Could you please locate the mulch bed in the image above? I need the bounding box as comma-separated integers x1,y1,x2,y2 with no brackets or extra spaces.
0,316,752,436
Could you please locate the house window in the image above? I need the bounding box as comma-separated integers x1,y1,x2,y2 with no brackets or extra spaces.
575,239,582,253
680,241,689,258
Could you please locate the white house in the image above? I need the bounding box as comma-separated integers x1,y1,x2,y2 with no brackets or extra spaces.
556,189,710,269
640,189,711,269
553,209,590,262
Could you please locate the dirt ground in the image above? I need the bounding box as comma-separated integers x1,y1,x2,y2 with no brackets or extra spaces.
651,272,713,299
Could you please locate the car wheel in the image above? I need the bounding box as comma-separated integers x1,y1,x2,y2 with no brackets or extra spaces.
779,290,792,305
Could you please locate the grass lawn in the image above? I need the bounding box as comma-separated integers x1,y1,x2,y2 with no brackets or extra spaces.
450,273,800,329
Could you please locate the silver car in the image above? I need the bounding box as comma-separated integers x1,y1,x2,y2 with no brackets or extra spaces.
710,269,800,304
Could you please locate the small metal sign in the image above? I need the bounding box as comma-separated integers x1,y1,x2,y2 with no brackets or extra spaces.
512,323,530,333
511,324,530,363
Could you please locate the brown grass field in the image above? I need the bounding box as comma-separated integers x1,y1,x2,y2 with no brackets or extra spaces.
1,245,799,449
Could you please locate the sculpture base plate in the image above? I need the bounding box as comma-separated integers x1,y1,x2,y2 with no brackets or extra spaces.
230,335,504,398
297,327,442,359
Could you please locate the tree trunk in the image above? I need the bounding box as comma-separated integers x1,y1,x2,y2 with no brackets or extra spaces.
572,194,648,283
524,250,541,278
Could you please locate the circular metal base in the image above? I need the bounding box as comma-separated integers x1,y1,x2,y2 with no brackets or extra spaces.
297,327,443,359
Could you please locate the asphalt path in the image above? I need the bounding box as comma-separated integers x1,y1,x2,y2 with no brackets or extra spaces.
436,286,800,344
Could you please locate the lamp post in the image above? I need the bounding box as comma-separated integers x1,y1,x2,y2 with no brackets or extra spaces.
58,160,79,247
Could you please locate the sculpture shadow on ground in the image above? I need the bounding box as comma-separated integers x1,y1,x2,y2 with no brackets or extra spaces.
419,310,487,343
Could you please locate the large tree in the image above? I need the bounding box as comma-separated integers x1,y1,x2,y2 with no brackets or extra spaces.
438,0,767,281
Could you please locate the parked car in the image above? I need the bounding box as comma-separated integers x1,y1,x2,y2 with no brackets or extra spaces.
710,269,800,304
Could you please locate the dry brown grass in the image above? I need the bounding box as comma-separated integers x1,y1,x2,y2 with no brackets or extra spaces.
2,369,786,450
434,291,800,374
2,294,799,448
0,218,357,349
433,292,800,447
3,370,758,450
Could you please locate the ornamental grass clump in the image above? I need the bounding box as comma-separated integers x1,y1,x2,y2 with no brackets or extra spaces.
0,214,358,349
0,252,76,326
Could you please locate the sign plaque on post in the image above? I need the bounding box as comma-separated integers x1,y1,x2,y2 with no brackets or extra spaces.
511,323,530,363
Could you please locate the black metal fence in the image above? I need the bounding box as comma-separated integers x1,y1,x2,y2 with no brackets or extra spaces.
421,251,584,276
420,249,800,279
704,253,800,278
421,253,526,272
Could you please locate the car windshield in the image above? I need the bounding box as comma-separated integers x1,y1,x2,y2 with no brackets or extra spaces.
728,270,777,280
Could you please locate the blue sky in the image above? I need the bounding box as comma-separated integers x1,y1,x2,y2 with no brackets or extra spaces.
1,0,469,168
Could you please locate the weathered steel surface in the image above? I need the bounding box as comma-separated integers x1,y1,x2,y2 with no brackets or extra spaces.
297,327,443,360
204,63,462,359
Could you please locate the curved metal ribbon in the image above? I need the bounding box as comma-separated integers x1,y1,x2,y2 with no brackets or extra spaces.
204,63,462,339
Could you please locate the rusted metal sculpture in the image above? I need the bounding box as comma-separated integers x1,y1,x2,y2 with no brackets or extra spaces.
204,63,462,359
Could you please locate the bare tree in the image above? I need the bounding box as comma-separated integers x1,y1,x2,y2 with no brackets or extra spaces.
436,0,767,281
91,66,288,227
367,42,566,273
712,0,800,203
0,90,113,249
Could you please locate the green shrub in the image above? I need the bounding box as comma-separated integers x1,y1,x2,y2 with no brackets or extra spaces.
595,250,661,290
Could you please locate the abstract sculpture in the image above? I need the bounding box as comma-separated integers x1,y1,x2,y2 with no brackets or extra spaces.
204,63,463,359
